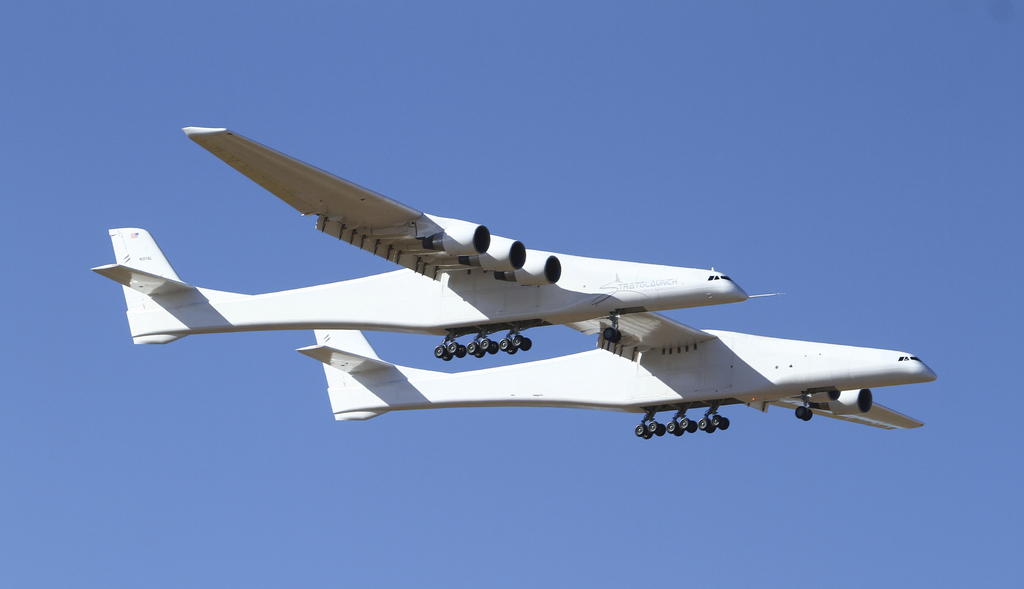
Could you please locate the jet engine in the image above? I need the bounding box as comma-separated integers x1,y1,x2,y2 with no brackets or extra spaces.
458,236,526,272
421,223,490,256
493,253,561,286
825,389,873,414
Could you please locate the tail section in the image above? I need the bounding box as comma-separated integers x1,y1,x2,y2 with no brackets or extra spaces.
297,330,397,420
93,228,194,344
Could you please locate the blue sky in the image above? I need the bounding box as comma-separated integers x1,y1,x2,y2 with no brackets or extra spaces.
1,1,1021,586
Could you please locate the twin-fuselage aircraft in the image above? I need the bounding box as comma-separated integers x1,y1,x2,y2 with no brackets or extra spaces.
93,128,936,437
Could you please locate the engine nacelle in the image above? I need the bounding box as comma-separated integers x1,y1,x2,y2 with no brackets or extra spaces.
493,253,561,286
421,223,490,256
826,389,873,414
458,236,526,271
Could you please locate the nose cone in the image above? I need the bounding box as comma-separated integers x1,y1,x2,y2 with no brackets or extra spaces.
720,280,749,304
918,361,938,383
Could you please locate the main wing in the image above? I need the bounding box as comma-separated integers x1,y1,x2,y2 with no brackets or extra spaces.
566,311,718,359
184,127,542,281
769,397,923,430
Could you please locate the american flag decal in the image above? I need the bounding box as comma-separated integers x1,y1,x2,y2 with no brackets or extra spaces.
130,232,139,238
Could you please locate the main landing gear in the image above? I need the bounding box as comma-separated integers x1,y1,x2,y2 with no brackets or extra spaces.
634,408,729,440
434,328,533,361
795,405,813,421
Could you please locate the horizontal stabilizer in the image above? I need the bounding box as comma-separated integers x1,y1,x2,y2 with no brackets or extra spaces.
297,344,393,373
92,264,194,296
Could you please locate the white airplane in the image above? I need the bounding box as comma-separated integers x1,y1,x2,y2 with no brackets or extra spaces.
93,128,936,434
92,127,748,358
300,322,936,434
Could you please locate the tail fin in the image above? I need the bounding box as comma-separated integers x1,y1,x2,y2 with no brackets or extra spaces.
297,330,395,420
92,228,192,344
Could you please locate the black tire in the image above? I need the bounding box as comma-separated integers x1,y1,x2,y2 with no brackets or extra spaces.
711,415,722,427
455,344,467,358
519,338,532,351
612,330,623,343
603,327,617,340
434,345,447,359
718,417,730,430
698,417,709,431
706,423,717,433
655,423,666,436
474,350,486,359
686,419,698,434
512,334,525,347
802,409,813,422
635,424,646,437
647,421,659,434
442,353,453,361
642,430,653,440
480,338,492,352
499,338,512,351
666,421,678,435
446,342,459,355
466,342,478,355
507,347,517,355
795,406,808,420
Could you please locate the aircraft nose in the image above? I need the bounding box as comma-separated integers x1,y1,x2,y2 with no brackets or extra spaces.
918,362,938,382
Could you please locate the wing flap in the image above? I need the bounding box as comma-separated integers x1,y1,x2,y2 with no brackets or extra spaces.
769,397,923,430
91,263,194,295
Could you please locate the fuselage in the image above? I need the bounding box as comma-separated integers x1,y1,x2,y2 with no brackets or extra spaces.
125,254,748,339
325,331,937,419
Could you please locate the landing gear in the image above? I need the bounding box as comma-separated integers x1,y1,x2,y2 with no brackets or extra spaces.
435,325,534,360
635,408,728,439
795,406,813,421
603,312,623,343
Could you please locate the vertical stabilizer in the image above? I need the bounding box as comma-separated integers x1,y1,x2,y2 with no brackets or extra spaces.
108,228,182,281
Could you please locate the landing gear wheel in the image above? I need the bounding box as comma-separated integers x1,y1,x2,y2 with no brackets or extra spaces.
479,339,492,352
519,337,532,351
442,353,453,361
795,406,812,421
466,342,479,356
603,327,616,340
434,345,447,359
635,424,647,437
718,417,730,430
706,423,717,433
698,417,710,431
686,419,698,433
655,423,666,436
499,338,513,352
455,344,467,358
487,344,499,355
642,430,653,439
711,415,722,427
646,421,660,435
666,420,679,435
512,334,525,347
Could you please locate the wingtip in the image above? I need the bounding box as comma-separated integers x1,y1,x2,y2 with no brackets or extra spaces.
182,126,229,138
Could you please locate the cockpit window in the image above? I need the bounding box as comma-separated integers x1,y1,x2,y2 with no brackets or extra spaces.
898,356,922,362
708,275,731,281
721,276,731,281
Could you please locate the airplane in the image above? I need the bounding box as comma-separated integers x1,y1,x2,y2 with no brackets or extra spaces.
92,127,936,434
92,128,748,358
299,320,936,434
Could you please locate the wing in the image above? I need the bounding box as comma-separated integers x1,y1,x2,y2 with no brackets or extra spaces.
769,397,923,430
566,312,718,358
184,127,514,280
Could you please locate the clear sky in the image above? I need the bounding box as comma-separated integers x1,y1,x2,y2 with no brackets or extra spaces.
1,1,1021,586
